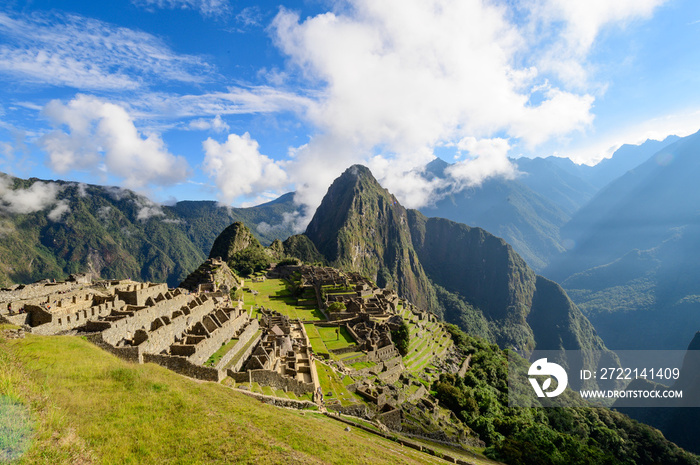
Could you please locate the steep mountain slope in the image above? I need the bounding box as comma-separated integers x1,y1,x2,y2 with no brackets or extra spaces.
419,159,571,271
0,174,297,287
563,225,700,351
407,211,611,360
513,156,598,216
301,165,615,373
615,331,700,454
304,165,439,313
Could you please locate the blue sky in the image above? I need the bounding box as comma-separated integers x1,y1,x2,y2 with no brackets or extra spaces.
1,0,700,224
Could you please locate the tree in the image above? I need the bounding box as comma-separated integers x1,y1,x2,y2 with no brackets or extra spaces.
228,247,270,277
391,322,410,356
327,302,346,313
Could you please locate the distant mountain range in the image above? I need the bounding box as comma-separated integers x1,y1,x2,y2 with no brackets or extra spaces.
419,135,680,272
545,130,700,351
0,175,296,287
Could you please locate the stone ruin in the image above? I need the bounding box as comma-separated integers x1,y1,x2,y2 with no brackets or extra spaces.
0,276,259,382
230,309,319,397
178,257,242,294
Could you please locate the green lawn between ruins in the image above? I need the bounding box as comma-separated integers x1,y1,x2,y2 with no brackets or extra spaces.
242,278,325,321
0,329,475,465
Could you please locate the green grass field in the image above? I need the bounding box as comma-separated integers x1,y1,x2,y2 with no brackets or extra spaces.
223,329,262,370
243,279,326,321
304,324,358,360
205,337,239,367
314,361,363,407
0,333,458,464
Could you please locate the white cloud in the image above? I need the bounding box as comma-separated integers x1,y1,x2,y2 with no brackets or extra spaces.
136,203,165,221
97,205,112,221
235,6,264,30
0,175,67,219
40,94,190,190
257,210,302,235
202,132,288,204
271,0,602,216
141,86,313,118
0,11,212,90
187,115,230,133
48,199,70,221
526,0,668,87
132,0,231,18
104,186,130,201
76,182,88,197
445,137,518,189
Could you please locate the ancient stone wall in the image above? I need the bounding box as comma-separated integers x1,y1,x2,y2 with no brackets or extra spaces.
377,408,402,431
101,293,191,345
0,313,29,326
235,389,317,410
378,362,404,383
248,369,314,396
136,298,215,355
187,313,248,365
227,370,250,383
87,333,142,363
215,320,260,371
143,353,222,382
407,385,428,404
28,298,125,335
367,344,398,363
0,282,74,310
329,345,360,356
115,283,169,306
327,403,370,418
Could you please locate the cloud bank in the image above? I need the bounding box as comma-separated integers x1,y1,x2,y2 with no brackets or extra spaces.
40,95,190,190
269,0,601,219
0,176,69,221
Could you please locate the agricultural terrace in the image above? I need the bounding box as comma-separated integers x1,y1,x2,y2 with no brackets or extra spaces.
399,305,452,376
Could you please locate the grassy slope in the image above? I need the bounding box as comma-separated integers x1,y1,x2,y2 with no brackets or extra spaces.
1,333,450,465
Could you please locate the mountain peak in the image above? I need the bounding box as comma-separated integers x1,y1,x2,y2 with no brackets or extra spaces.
343,164,374,178
209,221,261,261
304,164,397,264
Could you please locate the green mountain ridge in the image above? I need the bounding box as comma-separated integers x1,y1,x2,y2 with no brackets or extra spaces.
0,174,297,287
419,159,571,272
